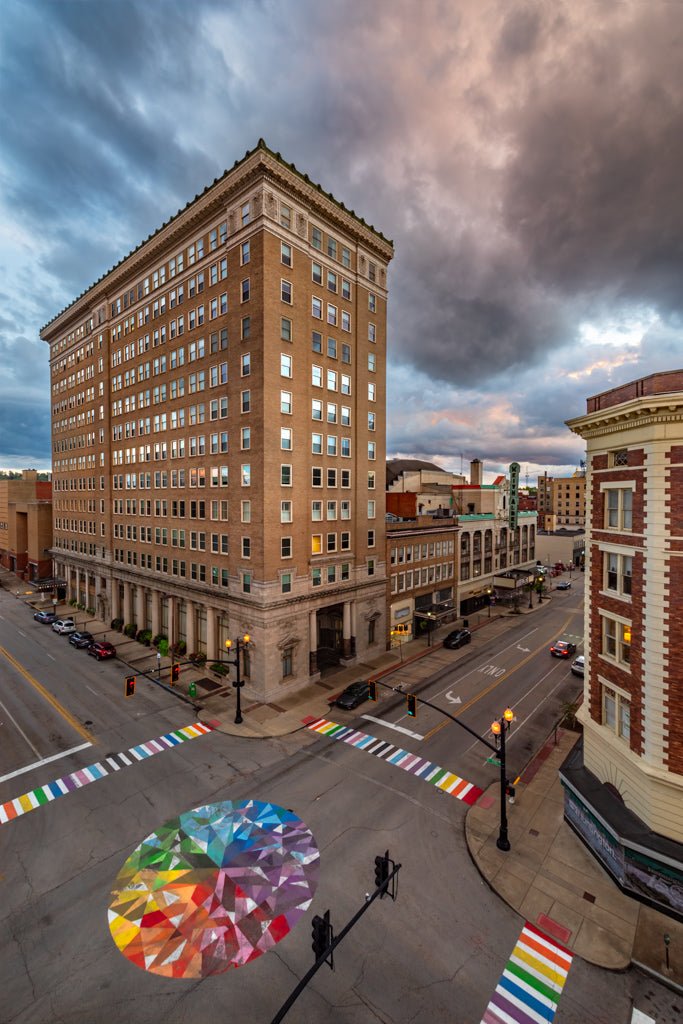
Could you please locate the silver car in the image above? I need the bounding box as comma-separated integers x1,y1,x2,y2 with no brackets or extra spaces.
570,655,585,676
52,618,76,634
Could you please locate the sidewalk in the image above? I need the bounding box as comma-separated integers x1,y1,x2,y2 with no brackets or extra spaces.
4,569,680,987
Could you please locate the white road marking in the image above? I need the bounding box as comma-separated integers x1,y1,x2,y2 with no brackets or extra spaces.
0,698,42,760
85,685,98,696
0,740,93,784
445,691,461,704
45,653,55,661
360,714,424,740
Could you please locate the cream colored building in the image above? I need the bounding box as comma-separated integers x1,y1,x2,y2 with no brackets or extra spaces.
40,141,393,699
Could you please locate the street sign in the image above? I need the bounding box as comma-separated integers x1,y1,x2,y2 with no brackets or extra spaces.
486,756,502,767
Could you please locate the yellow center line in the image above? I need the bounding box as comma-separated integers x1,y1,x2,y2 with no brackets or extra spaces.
0,646,94,744
423,611,579,740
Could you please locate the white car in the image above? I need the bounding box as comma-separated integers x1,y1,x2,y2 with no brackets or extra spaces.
52,618,76,634
570,655,585,676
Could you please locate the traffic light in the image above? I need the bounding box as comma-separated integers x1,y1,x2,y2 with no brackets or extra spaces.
374,851,390,897
171,663,180,683
506,783,516,804
125,675,136,698
406,693,417,717
368,681,377,701
311,910,331,960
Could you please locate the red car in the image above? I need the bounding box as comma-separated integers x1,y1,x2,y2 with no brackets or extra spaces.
550,640,577,658
87,641,117,661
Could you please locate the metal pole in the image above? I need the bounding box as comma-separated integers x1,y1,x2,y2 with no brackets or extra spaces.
234,639,243,725
496,719,510,851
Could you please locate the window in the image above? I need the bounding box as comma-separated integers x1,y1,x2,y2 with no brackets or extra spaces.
312,365,323,388
281,353,292,378
327,468,337,487
341,500,351,519
327,237,337,260
327,337,337,359
312,297,323,319
281,536,292,558
368,382,376,402
605,551,633,597
241,500,251,523
242,537,251,558
368,323,376,343
281,390,292,414
327,270,337,293
604,486,633,531
281,427,292,450
241,352,250,376
341,246,351,269
312,567,322,586
281,464,292,486
341,405,351,426
327,532,337,553
311,500,322,520
241,426,251,450
368,412,375,431
368,500,376,519
311,331,322,353
241,203,250,226
241,389,250,413
341,311,351,332
327,369,337,391
312,467,322,487
281,574,292,596
242,572,251,594
312,262,322,285
327,304,337,326
368,471,375,489
341,343,351,364
311,226,322,250
281,317,292,342
311,433,323,454
368,352,376,372
281,500,292,523
312,399,322,420
327,435,337,456
341,374,351,395
603,685,631,741
612,449,629,467
281,242,292,267
342,278,351,300
241,464,251,486
241,316,251,340
241,279,250,303
281,280,292,304
602,614,632,667
311,534,322,554
368,293,376,312
241,240,250,265
368,530,375,547
368,441,376,460
327,402,337,423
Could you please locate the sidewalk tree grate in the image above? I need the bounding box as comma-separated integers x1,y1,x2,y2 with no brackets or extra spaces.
582,891,596,904
194,677,223,692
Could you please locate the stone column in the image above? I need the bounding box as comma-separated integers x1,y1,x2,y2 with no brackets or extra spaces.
122,582,133,626
350,600,357,657
309,609,318,674
151,589,161,638
136,586,146,631
342,600,352,658
186,602,196,656
206,607,217,662
167,596,176,647
111,577,121,622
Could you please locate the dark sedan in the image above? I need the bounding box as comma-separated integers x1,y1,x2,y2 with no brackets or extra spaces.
550,640,577,658
87,641,117,661
443,628,472,650
332,681,370,710
69,631,94,649
34,610,58,624
556,581,572,590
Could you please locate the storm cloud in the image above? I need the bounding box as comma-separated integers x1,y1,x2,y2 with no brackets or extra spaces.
1,0,682,477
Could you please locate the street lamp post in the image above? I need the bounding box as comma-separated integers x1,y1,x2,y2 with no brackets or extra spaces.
527,582,534,609
225,634,250,725
491,708,514,851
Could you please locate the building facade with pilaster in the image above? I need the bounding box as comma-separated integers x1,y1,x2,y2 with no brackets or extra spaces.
40,141,393,700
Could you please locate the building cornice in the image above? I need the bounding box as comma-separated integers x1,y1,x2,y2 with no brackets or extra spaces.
567,398,683,440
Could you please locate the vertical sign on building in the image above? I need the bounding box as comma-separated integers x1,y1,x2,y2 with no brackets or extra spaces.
508,462,520,530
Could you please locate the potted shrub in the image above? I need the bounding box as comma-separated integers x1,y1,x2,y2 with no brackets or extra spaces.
136,628,153,646
210,662,229,677
190,651,207,667
158,638,169,657
152,633,167,648
111,618,124,631
123,622,137,638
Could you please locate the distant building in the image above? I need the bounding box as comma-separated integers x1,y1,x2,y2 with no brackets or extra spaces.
387,515,458,642
537,470,586,531
563,369,683,919
0,470,52,580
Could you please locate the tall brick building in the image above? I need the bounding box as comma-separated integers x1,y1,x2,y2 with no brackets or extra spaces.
563,370,683,919
40,141,393,699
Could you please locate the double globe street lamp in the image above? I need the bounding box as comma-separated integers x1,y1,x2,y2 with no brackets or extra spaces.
224,634,251,725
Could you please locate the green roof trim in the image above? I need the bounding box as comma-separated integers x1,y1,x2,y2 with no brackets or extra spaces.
41,139,393,335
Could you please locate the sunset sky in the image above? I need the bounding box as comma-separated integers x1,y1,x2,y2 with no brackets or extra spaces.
2,0,682,482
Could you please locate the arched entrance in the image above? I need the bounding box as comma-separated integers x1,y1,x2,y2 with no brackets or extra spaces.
316,604,343,670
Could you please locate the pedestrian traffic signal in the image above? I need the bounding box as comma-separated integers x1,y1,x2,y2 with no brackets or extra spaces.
506,783,516,804
368,681,377,701
374,850,390,896
311,910,331,960
125,675,136,698
171,663,180,683
406,693,417,717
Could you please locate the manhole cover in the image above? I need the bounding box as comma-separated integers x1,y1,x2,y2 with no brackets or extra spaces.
195,677,224,693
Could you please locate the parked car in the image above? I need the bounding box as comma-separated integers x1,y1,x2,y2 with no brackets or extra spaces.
443,628,472,650
550,640,577,658
571,655,585,676
52,618,76,635
69,631,94,649
332,681,370,710
34,610,58,624
87,640,117,661
556,580,572,590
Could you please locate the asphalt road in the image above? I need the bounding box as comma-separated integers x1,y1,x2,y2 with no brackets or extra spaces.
1,584,679,1023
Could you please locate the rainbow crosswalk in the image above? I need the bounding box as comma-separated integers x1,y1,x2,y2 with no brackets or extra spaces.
0,721,214,826
480,921,573,1024
304,716,483,804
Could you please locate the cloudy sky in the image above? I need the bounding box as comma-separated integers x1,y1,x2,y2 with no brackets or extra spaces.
2,0,682,482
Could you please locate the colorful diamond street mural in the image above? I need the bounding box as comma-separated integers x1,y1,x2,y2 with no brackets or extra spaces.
108,799,319,978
